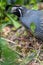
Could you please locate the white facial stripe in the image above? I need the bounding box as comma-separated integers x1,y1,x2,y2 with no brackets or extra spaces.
18,9,22,16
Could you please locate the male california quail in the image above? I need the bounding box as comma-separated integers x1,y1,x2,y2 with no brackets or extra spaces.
9,6,43,41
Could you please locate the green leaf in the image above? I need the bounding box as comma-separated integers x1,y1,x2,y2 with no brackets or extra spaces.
0,0,6,10
6,13,21,29
29,0,37,4
15,0,24,5
32,4,38,10
0,38,20,65
30,22,36,33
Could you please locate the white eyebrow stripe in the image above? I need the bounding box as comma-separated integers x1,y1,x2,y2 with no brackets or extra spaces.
20,7,23,9
12,7,17,10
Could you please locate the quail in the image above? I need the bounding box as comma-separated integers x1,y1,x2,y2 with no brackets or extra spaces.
7,5,43,41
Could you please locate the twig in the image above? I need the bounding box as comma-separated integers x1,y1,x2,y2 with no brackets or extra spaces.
1,37,16,44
